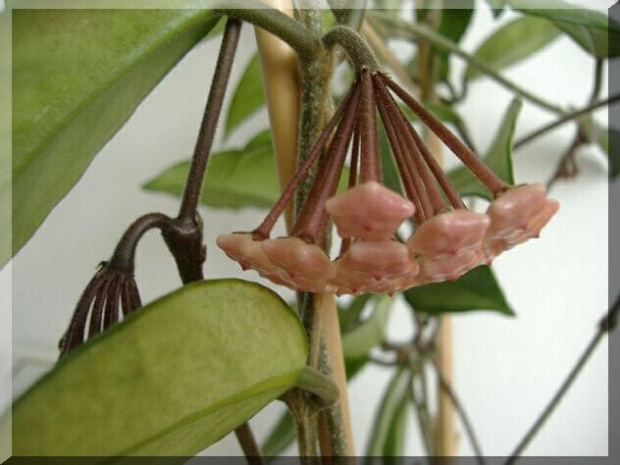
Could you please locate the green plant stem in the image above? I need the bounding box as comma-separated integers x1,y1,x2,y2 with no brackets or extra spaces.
513,94,620,149
433,360,485,464
323,25,380,72
409,369,435,456
505,297,619,463
216,0,320,59
367,12,565,115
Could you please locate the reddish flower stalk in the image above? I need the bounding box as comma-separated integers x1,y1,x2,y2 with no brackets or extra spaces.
382,74,508,196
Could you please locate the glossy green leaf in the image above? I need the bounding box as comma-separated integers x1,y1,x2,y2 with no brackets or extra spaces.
366,367,411,457
596,125,620,178
144,130,350,210
6,9,219,267
342,295,394,360
465,16,561,81
404,266,514,316
504,0,620,58
449,98,521,199
225,53,265,139
9,279,308,456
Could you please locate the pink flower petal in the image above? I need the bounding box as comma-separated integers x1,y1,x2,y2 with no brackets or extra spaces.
261,237,336,281
407,210,490,258
326,181,415,240
420,250,486,283
484,184,559,258
348,240,419,280
217,233,294,285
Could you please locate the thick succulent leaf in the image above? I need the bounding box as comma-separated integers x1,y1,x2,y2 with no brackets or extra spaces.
341,295,394,361
404,266,514,316
365,367,411,456
225,53,265,139
449,98,521,200
144,131,350,210
8,279,308,456
596,125,620,178
504,0,620,58
465,16,561,81
6,9,219,267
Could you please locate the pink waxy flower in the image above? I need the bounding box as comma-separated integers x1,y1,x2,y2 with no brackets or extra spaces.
484,184,559,258
216,233,293,286
326,181,415,240
408,210,490,258
261,237,336,292
421,250,486,282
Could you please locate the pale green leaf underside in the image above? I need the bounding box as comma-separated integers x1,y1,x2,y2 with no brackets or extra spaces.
504,0,620,58
465,16,561,81
9,279,307,456
449,98,521,200
5,9,219,267
404,265,514,316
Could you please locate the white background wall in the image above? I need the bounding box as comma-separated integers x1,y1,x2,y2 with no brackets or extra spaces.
1,0,615,458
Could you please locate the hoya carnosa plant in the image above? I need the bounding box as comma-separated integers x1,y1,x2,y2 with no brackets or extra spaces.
217,69,559,296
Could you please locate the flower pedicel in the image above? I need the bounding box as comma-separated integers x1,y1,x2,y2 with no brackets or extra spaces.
217,71,559,295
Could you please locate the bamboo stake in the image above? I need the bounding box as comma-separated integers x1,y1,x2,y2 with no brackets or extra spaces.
254,0,301,230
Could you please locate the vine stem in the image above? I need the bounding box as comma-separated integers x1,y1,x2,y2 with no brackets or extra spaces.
178,18,241,220
514,93,620,149
215,0,320,59
367,12,565,115
505,297,619,463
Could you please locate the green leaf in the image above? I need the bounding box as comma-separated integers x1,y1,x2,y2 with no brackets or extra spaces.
144,130,350,210
504,0,620,58
338,293,373,333
449,98,521,199
5,9,218,268
404,265,514,316
486,0,508,18
342,295,394,360
262,410,295,458
366,367,411,456
596,125,620,178
438,4,475,46
8,279,308,456
145,130,279,209
465,16,561,81
225,53,265,139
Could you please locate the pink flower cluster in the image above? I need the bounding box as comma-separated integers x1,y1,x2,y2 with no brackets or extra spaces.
216,70,559,296
218,181,558,295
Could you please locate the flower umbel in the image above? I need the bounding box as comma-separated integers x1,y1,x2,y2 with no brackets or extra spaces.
218,70,559,295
